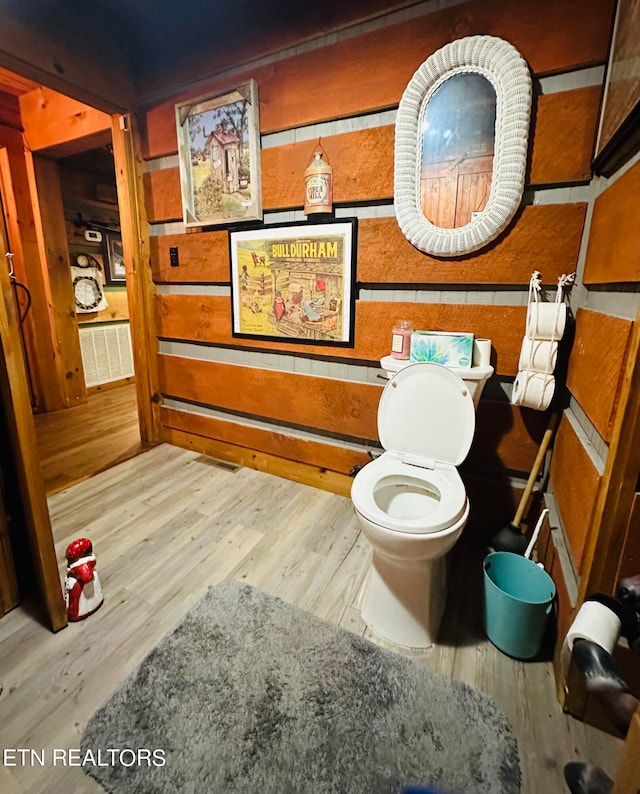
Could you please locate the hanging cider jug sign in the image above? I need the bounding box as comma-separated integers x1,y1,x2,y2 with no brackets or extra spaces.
304,141,333,215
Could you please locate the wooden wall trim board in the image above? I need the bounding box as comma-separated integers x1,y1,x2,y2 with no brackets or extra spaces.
0,137,61,411
141,0,614,157
155,296,527,376
158,354,382,441
150,230,229,283
160,366,548,477
470,402,548,474
19,87,112,155
77,289,130,324
580,306,640,599
161,406,371,478
566,309,633,442
111,114,161,444
162,401,548,484
527,86,602,185
582,160,640,284
356,207,586,285
0,90,21,131
150,207,587,288
618,492,640,581
0,231,67,632
30,155,88,408
160,425,354,497
549,413,601,572
143,87,598,221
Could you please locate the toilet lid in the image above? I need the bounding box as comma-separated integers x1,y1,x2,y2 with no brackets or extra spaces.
378,362,475,466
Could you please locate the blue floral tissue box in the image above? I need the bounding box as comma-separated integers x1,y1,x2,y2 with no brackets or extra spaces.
410,331,474,368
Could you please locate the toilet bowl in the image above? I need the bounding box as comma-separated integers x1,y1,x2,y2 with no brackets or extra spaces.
351,361,480,648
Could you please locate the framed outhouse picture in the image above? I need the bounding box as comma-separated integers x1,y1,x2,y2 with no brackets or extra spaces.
175,80,262,227
229,219,357,347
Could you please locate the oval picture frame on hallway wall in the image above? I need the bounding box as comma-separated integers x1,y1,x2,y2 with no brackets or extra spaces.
394,35,532,258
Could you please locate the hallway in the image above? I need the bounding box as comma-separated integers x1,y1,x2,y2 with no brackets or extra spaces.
34,383,142,495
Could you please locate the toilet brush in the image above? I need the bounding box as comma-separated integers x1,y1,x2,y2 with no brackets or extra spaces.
490,411,560,554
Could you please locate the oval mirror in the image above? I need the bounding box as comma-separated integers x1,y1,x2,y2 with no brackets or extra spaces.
394,36,532,257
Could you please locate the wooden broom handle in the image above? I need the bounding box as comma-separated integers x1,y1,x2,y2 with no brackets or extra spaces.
512,411,561,527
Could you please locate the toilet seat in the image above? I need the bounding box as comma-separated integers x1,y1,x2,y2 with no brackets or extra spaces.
351,453,467,533
351,362,475,535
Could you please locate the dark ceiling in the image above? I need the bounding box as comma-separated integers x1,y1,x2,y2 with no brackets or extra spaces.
0,0,415,108
87,0,416,101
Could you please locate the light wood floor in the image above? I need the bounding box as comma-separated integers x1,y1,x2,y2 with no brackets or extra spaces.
34,383,142,495
0,444,621,793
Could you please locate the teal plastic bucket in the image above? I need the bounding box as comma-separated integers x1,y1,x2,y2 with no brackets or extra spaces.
483,551,556,660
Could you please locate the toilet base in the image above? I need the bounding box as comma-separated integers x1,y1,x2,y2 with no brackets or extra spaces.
361,551,448,649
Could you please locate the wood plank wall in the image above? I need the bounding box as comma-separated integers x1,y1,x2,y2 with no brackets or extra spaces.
141,0,615,512
552,175,640,576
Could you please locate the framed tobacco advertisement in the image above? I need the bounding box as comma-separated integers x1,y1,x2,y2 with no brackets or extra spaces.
229,219,357,347
592,0,640,176
175,80,262,227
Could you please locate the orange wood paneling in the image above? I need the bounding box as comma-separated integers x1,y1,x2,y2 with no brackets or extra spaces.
157,355,549,475
470,402,548,474
144,168,182,223
155,295,526,375
151,230,229,283
262,127,394,210
618,492,640,580
528,86,602,185
550,414,601,570
150,208,586,286
144,93,597,223
566,309,633,442
161,406,371,476
158,354,382,441
358,207,586,285
583,160,640,284
142,0,614,158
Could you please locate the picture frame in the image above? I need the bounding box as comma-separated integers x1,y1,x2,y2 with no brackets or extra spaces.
229,219,357,347
102,232,126,284
592,0,640,176
175,80,262,228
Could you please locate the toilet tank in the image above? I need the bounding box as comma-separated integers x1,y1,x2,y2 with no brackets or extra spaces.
379,347,494,410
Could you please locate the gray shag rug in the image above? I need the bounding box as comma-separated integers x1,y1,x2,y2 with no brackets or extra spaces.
81,581,521,793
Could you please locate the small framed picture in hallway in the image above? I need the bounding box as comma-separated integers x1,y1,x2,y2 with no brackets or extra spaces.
229,219,357,347
102,232,126,284
175,80,262,228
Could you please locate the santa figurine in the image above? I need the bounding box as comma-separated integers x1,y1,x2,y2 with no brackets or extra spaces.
64,538,104,621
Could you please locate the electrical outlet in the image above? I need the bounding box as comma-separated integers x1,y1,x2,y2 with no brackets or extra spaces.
169,246,179,267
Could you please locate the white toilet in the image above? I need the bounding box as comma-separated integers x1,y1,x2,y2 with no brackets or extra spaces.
351,360,492,649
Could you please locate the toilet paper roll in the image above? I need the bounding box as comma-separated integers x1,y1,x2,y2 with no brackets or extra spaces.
518,339,558,374
526,301,567,341
560,600,622,676
511,370,555,410
473,338,492,368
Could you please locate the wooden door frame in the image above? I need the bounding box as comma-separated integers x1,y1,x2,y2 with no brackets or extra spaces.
111,113,161,445
0,157,67,631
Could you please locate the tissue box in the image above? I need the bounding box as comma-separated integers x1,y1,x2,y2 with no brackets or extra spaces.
410,331,474,368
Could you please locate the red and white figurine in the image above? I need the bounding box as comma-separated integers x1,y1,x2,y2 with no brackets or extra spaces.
64,538,104,621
